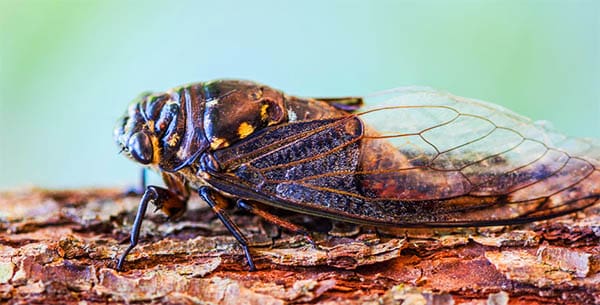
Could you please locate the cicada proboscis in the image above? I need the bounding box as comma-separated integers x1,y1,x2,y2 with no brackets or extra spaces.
114,80,600,270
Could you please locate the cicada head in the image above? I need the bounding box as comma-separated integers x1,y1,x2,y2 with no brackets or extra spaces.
114,91,185,170
115,80,289,172
201,80,287,150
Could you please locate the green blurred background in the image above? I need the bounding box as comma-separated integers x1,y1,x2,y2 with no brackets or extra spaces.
0,0,598,190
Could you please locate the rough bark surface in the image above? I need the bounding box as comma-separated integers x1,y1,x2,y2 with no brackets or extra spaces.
0,188,598,305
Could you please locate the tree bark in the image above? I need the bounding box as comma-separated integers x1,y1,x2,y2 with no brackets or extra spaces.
0,188,598,304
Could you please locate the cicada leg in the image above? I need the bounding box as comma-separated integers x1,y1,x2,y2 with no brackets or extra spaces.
236,199,317,248
315,97,363,112
117,185,186,271
198,187,257,271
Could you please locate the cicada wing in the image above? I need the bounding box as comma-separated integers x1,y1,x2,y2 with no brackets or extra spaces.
208,88,599,227
362,86,600,165
356,87,600,223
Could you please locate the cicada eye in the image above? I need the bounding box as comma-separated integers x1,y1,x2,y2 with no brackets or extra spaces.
127,132,154,164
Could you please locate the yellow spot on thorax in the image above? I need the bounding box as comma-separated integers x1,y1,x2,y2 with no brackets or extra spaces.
166,133,179,146
260,104,269,120
210,137,229,150
237,122,255,139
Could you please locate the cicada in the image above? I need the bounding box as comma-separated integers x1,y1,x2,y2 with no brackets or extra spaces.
114,80,600,270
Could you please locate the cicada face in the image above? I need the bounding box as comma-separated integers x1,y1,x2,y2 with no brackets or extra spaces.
114,91,182,169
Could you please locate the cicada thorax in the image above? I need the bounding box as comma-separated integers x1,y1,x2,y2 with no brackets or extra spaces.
201,80,358,152
201,80,288,151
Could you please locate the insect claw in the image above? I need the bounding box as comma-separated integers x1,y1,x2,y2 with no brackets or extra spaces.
242,244,257,271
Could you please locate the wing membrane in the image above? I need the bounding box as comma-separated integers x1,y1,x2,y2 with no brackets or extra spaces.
358,88,599,199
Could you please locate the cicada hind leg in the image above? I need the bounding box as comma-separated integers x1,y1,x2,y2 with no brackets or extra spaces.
198,187,257,271
198,187,319,271
236,199,317,248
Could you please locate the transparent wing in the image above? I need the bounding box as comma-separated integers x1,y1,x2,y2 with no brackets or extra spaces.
354,87,599,222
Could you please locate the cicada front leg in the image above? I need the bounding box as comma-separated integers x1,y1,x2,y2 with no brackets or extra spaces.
117,185,187,270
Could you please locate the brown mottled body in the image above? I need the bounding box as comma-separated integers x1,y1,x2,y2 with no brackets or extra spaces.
114,80,600,270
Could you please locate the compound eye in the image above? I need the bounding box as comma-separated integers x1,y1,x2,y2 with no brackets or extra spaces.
128,132,154,164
